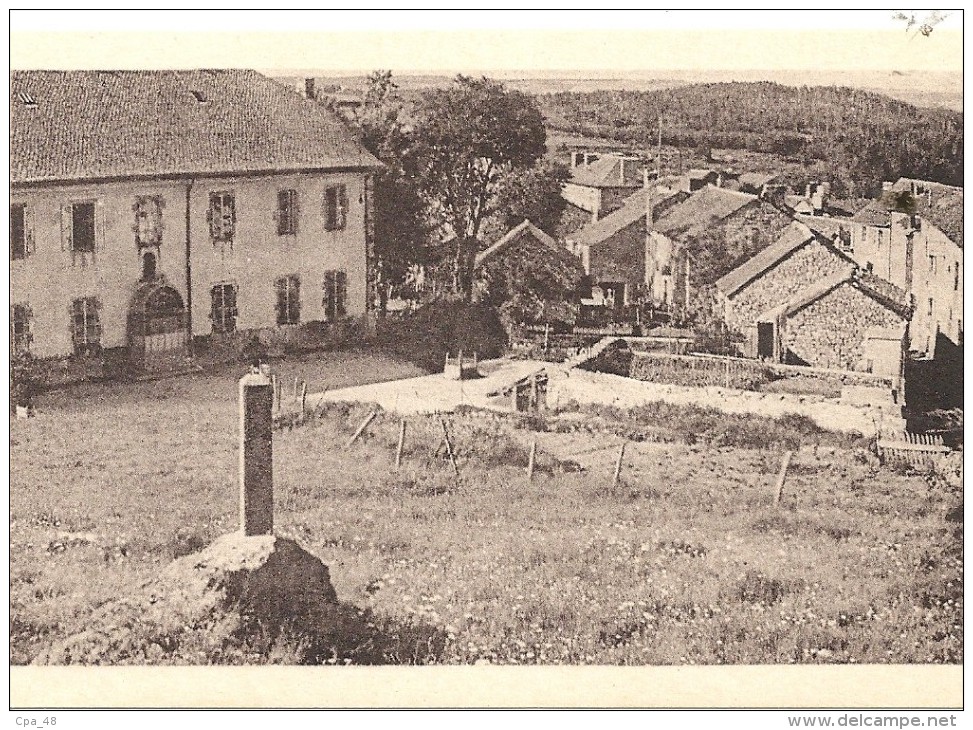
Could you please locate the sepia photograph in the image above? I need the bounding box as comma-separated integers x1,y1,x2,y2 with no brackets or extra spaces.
7,9,964,712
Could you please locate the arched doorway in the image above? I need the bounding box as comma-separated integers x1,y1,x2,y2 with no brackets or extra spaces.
128,280,188,370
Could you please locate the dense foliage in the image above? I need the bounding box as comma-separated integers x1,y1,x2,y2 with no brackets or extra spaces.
412,76,548,298
541,81,963,196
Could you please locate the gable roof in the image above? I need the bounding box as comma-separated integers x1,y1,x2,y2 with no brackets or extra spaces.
654,185,757,239
737,171,781,189
716,221,851,296
11,69,383,184
758,267,912,322
571,187,687,247
475,219,578,270
893,178,963,249
851,177,963,248
568,155,643,188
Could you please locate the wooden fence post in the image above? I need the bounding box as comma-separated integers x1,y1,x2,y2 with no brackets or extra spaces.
346,411,379,449
440,418,459,477
612,441,627,490
527,438,537,482
396,418,407,469
300,381,308,415
239,370,274,536
293,376,300,400
774,450,793,506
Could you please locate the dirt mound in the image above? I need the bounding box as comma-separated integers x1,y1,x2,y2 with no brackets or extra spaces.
33,533,363,665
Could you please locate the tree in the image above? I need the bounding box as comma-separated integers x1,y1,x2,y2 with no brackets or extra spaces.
412,75,547,300
479,158,570,244
351,71,432,312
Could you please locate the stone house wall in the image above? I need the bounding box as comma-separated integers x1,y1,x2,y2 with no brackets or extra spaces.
782,283,905,371
727,241,850,329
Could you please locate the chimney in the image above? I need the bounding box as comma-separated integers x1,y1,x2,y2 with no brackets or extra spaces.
305,77,316,100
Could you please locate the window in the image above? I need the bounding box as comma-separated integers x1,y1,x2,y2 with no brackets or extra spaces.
210,283,238,334
877,229,884,250
275,275,301,325
10,203,30,260
927,298,934,317
929,255,937,274
70,297,102,356
208,192,236,243
954,262,959,291
276,189,299,235
134,195,164,248
322,270,348,321
72,202,96,253
324,184,348,231
865,262,874,273
10,304,32,353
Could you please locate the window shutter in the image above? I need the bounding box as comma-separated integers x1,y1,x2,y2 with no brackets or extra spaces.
210,286,220,325
292,276,301,323
291,192,300,234
61,204,73,251
338,185,349,229
336,271,347,317
24,205,35,255
93,200,106,253
275,277,286,325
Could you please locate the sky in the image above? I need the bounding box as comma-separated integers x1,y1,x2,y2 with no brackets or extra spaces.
9,10,963,73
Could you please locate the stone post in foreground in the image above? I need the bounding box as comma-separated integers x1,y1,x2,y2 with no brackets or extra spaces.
239,368,274,536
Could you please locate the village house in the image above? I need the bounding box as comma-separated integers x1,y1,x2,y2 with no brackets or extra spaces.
848,178,960,357
10,70,382,373
561,153,645,223
647,184,795,309
715,222,912,379
565,185,686,311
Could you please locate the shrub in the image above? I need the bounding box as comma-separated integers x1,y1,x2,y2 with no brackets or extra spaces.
377,300,507,371
10,351,39,410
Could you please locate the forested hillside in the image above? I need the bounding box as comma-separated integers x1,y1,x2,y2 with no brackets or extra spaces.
541,82,962,196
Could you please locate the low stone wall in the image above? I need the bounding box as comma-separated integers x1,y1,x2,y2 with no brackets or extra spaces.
551,368,899,437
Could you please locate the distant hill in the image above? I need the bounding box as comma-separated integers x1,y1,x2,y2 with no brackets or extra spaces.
540,81,962,195
271,69,962,111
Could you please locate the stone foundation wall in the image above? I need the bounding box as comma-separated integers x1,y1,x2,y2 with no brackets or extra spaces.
552,368,898,437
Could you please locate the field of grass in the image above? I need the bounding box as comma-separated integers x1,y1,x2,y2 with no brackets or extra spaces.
10,348,962,665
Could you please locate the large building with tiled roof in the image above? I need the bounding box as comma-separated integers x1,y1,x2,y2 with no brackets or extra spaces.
561,153,644,222
10,70,382,369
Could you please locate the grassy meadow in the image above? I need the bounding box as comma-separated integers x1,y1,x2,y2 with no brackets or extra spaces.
9,348,963,665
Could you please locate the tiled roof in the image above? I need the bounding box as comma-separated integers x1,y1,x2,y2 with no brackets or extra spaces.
654,185,757,239
475,219,579,270
11,70,382,184
893,178,963,249
851,177,963,248
568,155,643,188
738,171,781,189
716,221,850,296
571,187,686,246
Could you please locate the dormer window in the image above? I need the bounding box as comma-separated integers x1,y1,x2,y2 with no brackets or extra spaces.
191,90,209,104
18,92,36,107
